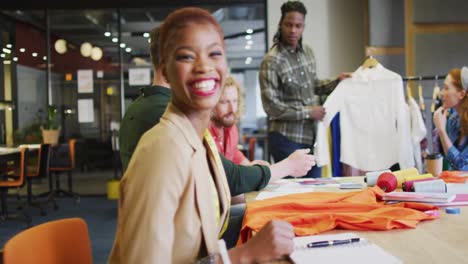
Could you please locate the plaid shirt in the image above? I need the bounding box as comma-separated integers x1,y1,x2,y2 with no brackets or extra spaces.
259,42,339,145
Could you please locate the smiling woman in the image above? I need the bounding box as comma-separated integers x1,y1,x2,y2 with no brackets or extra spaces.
108,7,295,264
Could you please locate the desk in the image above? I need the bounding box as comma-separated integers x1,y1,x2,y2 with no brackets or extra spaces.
246,177,468,264
0,148,21,168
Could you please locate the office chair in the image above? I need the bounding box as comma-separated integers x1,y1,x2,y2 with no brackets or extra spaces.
25,144,58,215
248,137,257,161
0,148,31,225
2,217,92,264
49,139,80,203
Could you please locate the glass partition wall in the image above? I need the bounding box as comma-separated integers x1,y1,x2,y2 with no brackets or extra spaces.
0,4,266,166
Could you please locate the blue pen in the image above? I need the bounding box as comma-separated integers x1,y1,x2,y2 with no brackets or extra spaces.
307,237,360,248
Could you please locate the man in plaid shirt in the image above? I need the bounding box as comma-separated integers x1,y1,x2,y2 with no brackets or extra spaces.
260,1,350,178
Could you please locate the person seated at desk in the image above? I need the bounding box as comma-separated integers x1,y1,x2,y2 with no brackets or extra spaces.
433,67,468,171
209,75,270,166
209,75,313,204
108,7,295,263
118,23,314,249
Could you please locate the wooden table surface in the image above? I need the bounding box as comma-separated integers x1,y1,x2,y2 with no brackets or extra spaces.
246,177,468,264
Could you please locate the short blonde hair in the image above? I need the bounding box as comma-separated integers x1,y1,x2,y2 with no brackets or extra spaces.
223,75,244,120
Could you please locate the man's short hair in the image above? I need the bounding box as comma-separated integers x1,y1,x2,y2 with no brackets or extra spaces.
280,1,307,17
273,1,307,45
223,75,244,120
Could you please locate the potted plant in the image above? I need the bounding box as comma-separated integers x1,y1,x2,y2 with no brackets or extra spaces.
41,105,60,146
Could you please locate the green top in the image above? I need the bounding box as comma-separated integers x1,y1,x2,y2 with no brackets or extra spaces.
119,85,270,196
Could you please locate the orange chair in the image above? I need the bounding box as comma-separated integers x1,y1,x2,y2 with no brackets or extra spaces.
248,137,257,161
0,148,31,225
49,139,79,202
25,144,58,215
3,218,93,264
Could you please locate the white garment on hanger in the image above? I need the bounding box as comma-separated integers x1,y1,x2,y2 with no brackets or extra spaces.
407,97,427,173
315,63,414,171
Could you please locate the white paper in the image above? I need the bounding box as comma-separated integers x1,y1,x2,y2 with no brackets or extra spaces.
78,99,94,123
97,70,104,78
77,69,94,93
255,189,316,200
291,233,402,264
256,180,340,200
129,68,151,86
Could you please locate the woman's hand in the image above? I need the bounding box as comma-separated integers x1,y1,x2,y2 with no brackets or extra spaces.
242,220,295,263
433,107,448,132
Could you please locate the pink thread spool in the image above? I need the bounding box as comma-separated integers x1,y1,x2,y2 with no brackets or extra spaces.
402,177,438,192
377,172,398,192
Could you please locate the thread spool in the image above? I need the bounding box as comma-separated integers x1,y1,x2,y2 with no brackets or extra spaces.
445,207,461,214
413,179,446,193
376,172,398,192
404,173,434,182
402,177,437,192
365,170,391,186
393,168,419,187
446,183,468,194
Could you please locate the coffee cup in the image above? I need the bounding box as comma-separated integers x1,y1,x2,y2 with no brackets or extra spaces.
426,153,443,177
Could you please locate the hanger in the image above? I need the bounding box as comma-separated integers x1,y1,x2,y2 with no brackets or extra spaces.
406,81,413,100
362,47,379,69
361,56,378,69
418,76,425,111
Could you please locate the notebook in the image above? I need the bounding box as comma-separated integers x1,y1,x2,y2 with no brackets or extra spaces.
383,191,456,203
290,233,402,264
432,194,468,207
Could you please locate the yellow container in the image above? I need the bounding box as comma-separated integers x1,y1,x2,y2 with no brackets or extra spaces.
107,179,120,200
405,173,434,182
393,168,419,187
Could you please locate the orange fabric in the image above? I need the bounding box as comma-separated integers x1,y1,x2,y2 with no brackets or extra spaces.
3,218,92,264
238,186,437,245
439,171,468,183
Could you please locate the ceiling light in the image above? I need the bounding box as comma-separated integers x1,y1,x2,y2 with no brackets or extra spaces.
43,56,47,60
247,40,253,45
3,60,11,65
120,43,126,48
143,32,150,38
104,32,111,37
80,42,93,57
13,57,18,61
19,48,26,53
125,47,132,53
0,54,4,58
245,35,252,40
91,46,103,61
148,38,151,43
244,45,251,50
32,52,38,57
3,48,11,54
6,44,12,48
112,38,118,43
246,28,253,34
54,39,67,54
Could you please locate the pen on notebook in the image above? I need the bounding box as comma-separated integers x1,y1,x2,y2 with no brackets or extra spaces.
307,238,360,248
